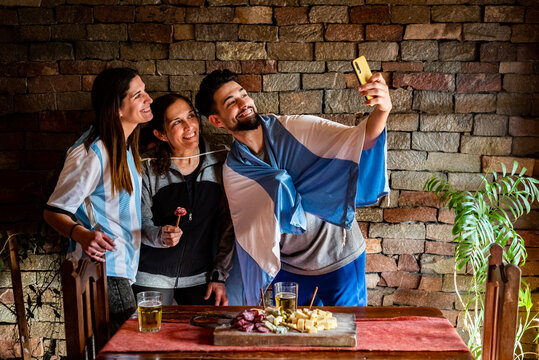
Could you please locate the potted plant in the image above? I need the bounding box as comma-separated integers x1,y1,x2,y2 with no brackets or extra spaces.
424,162,539,359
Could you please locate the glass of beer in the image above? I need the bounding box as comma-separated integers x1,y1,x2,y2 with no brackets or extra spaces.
274,282,298,315
137,291,163,333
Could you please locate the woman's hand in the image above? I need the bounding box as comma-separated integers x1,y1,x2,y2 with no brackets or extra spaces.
160,225,182,247
73,226,115,263
359,72,392,113
205,282,228,306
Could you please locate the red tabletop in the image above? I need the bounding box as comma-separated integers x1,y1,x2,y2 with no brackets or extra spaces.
97,305,474,360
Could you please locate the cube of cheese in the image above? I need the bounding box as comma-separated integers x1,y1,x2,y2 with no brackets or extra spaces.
294,310,308,320
297,318,305,331
305,325,317,334
328,317,337,329
305,319,314,328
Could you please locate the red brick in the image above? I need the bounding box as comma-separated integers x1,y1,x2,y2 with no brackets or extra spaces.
206,61,241,74
521,261,539,277
343,73,360,88
380,271,420,289
135,5,185,24
0,338,43,358
241,60,277,74
514,211,539,230
480,42,517,62
418,276,442,291
393,73,454,91
526,247,539,261
403,24,461,40
365,238,382,254
393,289,454,309
382,62,423,72
0,289,14,304
366,254,397,273
325,24,364,42
425,241,455,256
16,62,58,77
456,73,501,93
28,75,81,93
350,6,390,24
391,6,430,24
526,8,539,23
398,191,440,208
237,74,261,92
484,6,525,23
358,222,368,239
504,74,539,93
39,111,87,132
398,254,419,272
186,7,234,23
518,230,539,247
438,209,455,224
366,25,402,41
55,5,93,24
517,44,539,61
431,5,480,23
94,6,135,23
174,24,194,40
384,207,437,223
82,75,95,91
499,62,533,74
511,24,539,43
14,93,56,113
0,78,26,94
482,156,535,176
440,310,459,326
128,24,172,43
18,8,54,25
509,117,539,137
461,62,499,74
59,60,107,75
274,7,308,26
0,9,18,25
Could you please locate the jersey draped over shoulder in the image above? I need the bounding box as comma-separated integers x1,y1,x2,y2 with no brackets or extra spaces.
223,114,389,305
46,129,142,283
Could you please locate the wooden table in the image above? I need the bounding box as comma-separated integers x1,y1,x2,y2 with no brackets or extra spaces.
97,305,474,360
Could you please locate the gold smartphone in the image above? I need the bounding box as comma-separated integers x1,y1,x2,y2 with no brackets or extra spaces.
352,56,373,101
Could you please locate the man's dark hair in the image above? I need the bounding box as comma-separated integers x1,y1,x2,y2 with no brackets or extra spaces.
195,69,238,118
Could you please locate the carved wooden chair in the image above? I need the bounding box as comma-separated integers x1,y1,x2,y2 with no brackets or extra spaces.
61,258,109,360
482,243,521,360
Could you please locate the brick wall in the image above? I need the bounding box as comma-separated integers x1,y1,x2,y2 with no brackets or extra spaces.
0,0,538,357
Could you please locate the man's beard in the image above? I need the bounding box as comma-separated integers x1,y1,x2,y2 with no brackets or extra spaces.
232,110,261,131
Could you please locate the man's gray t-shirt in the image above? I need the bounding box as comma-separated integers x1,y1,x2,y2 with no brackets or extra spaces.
253,149,366,277
279,212,366,276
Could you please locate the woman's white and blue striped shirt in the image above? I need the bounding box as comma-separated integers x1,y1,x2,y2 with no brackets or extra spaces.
47,130,142,283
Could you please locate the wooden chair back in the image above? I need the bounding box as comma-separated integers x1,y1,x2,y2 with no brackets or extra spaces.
482,243,521,360
61,258,109,360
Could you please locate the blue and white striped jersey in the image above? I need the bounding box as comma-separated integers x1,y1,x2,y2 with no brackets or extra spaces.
47,129,142,283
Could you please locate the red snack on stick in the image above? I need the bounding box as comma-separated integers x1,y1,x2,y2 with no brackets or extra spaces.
174,207,187,227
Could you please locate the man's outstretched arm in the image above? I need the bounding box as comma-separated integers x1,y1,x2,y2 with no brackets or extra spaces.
359,72,392,150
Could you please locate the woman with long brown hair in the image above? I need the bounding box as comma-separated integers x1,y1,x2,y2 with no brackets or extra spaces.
44,67,153,334
132,93,235,306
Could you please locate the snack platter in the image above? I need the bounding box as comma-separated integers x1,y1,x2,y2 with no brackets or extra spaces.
213,308,357,347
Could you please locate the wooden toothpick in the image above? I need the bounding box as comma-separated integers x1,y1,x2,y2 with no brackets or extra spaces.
309,286,319,309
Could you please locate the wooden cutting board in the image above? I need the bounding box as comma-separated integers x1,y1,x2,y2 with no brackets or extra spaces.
213,313,356,347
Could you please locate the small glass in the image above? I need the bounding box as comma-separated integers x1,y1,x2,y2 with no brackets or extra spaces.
274,282,298,315
137,291,163,333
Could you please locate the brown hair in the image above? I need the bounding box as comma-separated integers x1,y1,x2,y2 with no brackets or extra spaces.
149,93,200,175
85,67,142,195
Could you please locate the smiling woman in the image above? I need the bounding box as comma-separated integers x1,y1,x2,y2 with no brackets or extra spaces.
132,93,235,308
43,67,153,335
